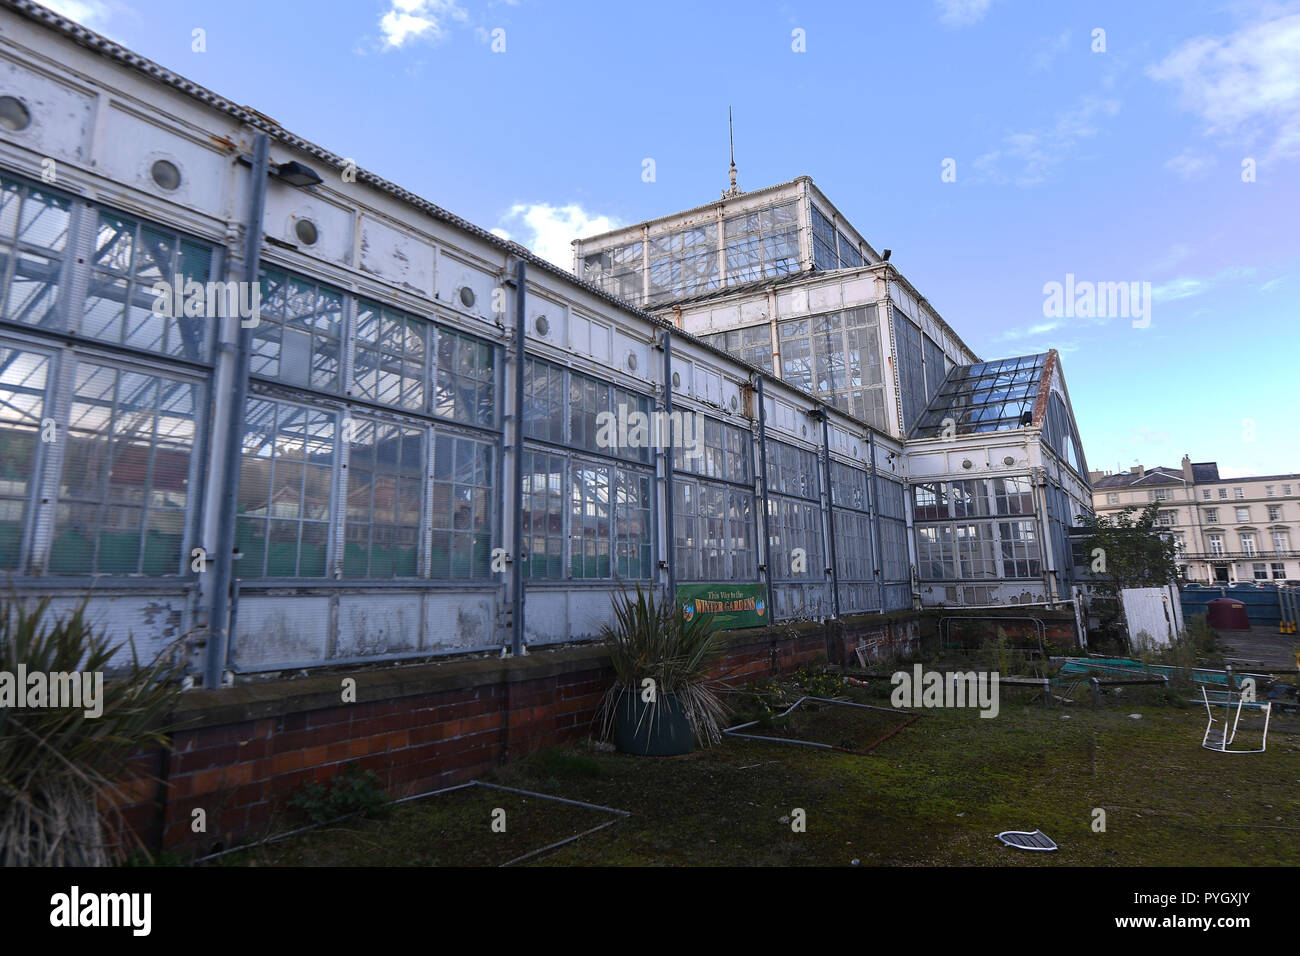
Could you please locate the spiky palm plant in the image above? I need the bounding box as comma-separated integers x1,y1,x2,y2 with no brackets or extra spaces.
0,595,184,866
596,585,728,747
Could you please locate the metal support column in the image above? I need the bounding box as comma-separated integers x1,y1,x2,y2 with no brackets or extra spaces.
868,429,884,613
756,376,776,623
663,329,676,604
206,131,269,690
819,412,840,619
510,259,526,655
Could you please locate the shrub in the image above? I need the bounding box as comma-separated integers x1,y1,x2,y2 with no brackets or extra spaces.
0,595,183,866
596,586,728,746
981,632,1026,675
790,666,845,699
287,763,390,825
1184,614,1218,655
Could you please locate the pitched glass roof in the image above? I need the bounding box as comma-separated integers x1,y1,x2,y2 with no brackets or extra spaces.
910,353,1048,438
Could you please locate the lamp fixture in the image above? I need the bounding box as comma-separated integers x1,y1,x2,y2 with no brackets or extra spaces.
273,160,324,188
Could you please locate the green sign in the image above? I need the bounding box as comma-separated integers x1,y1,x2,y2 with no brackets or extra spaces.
677,583,767,630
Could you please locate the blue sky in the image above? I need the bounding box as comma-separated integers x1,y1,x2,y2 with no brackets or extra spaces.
54,0,1300,478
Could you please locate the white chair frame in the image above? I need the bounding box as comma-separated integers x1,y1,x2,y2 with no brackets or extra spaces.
1201,686,1271,754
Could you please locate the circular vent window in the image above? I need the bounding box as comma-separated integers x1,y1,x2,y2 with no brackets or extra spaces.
150,159,181,191
294,218,318,246
459,286,476,309
627,353,638,372
0,96,31,132
671,371,681,388
535,315,549,336
729,395,738,410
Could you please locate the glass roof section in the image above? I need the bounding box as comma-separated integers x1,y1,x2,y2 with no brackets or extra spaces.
910,353,1048,438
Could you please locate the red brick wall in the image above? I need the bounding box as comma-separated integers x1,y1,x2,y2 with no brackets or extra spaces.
936,617,1078,651
105,608,1080,857
104,619,861,857
105,663,613,856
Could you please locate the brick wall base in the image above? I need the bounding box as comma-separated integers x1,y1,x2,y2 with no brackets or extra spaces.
105,607,1074,857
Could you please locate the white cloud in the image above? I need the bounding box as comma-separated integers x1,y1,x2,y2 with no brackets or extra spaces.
1151,265,1257,302
934,0,995,27
1131,426,1174,445
1147,11,1300,162
41,0,112,29
379,0,469,50
1146,243,1194,273
495,202,622,271
1164,149,1216,180
1031,30,1072,72
999,319,1062,341
972,95,1121,186
1150,276,1213,302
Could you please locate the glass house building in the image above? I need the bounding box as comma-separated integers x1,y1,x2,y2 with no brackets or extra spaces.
0,1,1092,684
577,179,1095,611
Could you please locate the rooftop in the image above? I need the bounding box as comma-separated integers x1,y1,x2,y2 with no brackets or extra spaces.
1093,463,1300,490
910,353,1048,438
1092,467,1189,489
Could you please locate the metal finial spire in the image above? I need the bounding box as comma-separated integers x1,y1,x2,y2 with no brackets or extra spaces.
724,106,741,198
729,106,735,166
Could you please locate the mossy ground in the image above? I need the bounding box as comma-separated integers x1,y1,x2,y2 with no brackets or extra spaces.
216,673,1300,867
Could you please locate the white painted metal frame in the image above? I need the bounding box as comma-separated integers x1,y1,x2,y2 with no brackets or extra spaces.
1201,686,1271,753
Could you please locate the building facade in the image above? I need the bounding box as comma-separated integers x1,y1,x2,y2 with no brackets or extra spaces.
577,181,1095,609
0,0,1093,689
1091,458,1300,584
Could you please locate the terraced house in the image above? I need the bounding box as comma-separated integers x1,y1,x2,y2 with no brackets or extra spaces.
1092,458,1300,585
0,0,1094,690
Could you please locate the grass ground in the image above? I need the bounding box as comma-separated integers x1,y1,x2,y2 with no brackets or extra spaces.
217,668,1300,867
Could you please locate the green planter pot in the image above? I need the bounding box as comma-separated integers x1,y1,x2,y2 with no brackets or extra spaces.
613,688,695,756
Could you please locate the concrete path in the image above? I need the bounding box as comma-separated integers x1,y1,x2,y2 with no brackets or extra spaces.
1215,625,1299,669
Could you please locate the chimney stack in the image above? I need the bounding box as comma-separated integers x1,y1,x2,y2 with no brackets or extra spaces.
1181,454,1194,484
